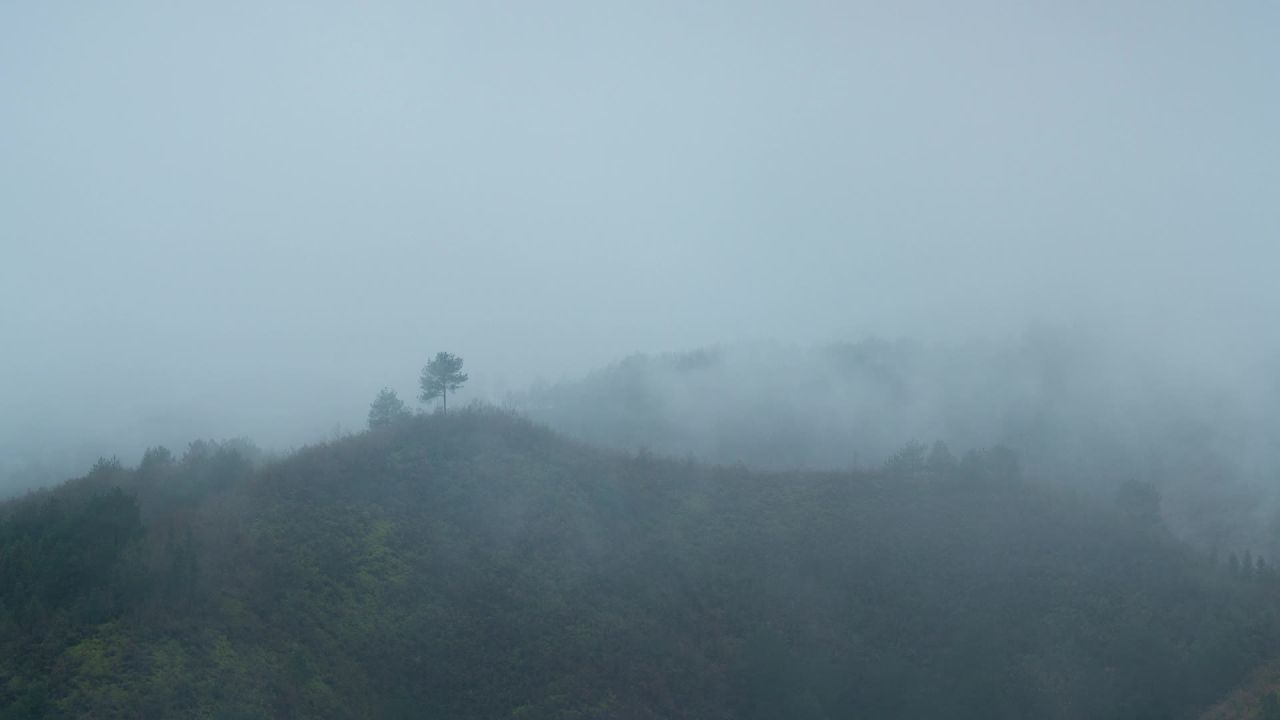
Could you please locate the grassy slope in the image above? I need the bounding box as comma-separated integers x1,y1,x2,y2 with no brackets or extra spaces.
1,408,1276,719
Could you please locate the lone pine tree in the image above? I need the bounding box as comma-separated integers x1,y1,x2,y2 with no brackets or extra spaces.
419,352,469,414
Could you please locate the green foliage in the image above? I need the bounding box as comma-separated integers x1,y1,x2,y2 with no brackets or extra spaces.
418,351,468,413
367,387,411,430
1262,692,1280,720
0,487,144,622
139,446,174,472
0,410,1276,718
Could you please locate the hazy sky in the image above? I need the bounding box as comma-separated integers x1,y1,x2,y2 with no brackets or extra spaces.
2,1,1278,456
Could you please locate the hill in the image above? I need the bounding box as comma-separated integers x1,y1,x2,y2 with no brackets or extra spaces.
515,339,1280,556
1,408,1277,718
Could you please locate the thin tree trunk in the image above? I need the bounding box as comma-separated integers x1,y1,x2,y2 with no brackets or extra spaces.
442,387,447,414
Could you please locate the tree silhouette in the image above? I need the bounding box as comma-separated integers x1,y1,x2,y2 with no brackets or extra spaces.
926,441,957,474
368,387,411,429
420,352,469,414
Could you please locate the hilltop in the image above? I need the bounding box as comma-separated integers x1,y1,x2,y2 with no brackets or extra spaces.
1,408,1277,718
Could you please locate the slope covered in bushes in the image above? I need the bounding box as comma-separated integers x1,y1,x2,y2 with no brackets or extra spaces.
1,409,1276,718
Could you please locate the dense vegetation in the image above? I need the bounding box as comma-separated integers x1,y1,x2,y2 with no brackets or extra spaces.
2,409,1278,718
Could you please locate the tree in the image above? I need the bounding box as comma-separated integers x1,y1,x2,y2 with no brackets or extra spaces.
419,352,468,414
139,446,174,471
926,441,957,474
368,388,411,429
959,445,1021,485
1115,478,1162,529
883,441,926,475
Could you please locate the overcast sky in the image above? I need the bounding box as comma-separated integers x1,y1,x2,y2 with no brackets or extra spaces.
2,0,1278,457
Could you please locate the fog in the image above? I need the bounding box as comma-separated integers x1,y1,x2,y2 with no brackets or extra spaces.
3,1,1279,490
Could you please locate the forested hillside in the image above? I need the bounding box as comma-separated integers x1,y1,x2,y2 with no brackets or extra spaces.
517,339,1280,557
1,408,1278,718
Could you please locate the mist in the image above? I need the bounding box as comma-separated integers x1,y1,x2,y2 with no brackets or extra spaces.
3,1,1279,490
